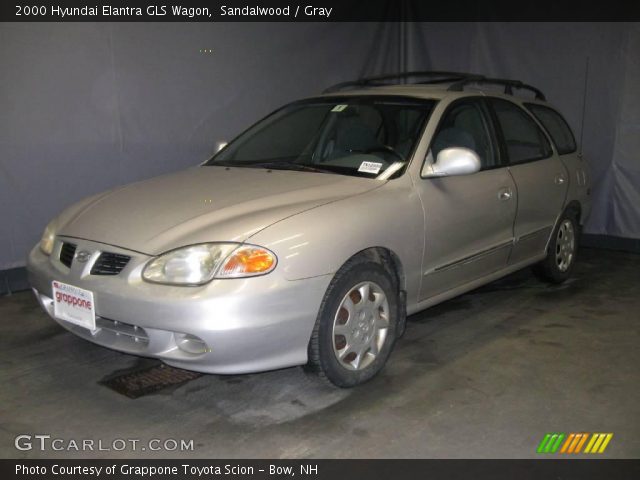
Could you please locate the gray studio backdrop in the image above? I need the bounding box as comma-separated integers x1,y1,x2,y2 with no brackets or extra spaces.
1,22,639,275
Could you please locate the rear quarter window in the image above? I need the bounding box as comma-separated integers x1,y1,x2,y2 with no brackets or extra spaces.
525,104,577,155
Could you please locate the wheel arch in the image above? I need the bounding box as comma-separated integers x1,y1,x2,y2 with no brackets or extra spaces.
564,199,583,225
348,246,406,293
338,246,408,337
545,200,582,255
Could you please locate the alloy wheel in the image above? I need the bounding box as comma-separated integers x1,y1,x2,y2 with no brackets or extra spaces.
555,219,575,272
332,281,390,371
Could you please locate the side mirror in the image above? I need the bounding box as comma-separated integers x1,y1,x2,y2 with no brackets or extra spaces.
422,147,481,178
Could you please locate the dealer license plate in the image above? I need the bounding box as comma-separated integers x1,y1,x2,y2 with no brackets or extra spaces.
52,281,96,331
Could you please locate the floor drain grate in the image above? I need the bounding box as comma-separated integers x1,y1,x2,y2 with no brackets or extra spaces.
100,362,203,399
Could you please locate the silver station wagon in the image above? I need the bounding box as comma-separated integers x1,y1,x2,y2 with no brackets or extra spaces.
28,72,591,387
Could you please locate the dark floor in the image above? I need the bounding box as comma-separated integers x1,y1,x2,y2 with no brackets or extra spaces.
0,248,638,458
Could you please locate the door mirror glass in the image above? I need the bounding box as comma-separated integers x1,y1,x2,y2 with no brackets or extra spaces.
422,147,481,178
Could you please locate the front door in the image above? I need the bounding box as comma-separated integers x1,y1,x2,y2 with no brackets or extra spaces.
415,98,517,301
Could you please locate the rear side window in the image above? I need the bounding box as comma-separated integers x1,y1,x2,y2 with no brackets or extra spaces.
490,99,552,164
525,104,577,155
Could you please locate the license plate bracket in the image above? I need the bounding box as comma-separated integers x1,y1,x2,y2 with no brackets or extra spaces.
52,281,96,331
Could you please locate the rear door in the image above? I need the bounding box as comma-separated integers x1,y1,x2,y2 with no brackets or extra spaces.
525,103,590,214
488,98,568,265
416,97,517,301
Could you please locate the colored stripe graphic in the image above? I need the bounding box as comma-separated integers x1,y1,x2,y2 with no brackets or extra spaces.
539,433,613,454
537,433,565,453
575,433,589,453
598,434,614,453
537,434,552,453
584,433,614,454
562,433,588,454
568,434,581,453
560,433,575,453
550,433,565,453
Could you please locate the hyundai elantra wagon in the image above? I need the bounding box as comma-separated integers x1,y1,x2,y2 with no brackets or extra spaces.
28,72,591,387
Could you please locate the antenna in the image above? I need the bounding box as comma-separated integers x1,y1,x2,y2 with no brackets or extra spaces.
578,57,590,156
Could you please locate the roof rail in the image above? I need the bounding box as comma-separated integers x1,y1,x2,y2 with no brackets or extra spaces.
322,71,479,93
447,77,546,101
323,70,546,101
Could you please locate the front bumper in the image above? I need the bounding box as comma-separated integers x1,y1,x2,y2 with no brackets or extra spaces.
27,238,331,374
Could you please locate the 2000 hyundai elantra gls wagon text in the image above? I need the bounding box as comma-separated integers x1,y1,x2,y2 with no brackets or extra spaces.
28,72,591,387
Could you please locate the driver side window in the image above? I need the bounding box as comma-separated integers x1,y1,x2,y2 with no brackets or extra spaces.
431,100,498,170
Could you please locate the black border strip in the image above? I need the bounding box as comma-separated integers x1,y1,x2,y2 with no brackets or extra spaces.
3,459,640,480
2,0,640,22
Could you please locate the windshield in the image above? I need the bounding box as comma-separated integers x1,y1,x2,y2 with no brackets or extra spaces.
205,96,435,178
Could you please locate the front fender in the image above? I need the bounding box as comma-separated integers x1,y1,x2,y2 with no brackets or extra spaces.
248,176,424,302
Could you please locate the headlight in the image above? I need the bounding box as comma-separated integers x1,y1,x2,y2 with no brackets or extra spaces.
142,243,277,285
39,221,56,256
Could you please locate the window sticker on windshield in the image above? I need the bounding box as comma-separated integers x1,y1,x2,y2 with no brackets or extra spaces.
358,161,383,175
331,104,348,112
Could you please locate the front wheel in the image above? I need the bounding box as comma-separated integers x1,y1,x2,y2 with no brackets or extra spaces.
533,211,578,284
306,259,398,387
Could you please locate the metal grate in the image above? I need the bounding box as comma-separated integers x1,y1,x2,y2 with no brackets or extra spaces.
100,362,202,399
59,242,77,268
91,252,131,276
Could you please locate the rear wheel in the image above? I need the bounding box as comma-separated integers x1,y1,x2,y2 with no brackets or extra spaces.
306,259,398,387
533,211,578,284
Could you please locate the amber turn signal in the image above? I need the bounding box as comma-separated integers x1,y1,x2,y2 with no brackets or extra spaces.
218,246,276,278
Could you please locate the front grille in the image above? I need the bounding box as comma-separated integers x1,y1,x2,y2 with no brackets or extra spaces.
59,242,77,268
91,252,131,276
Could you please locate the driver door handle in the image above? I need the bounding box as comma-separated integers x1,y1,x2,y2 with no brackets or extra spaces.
498,187,513,201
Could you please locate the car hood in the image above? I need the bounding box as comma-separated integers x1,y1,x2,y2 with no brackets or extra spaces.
57,166,380,255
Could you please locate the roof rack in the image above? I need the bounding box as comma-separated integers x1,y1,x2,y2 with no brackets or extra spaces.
322,71,479,93
447,76,546,101
323,70,546,101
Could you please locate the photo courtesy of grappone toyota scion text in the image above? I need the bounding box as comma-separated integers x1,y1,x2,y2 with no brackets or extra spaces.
28,72,591,387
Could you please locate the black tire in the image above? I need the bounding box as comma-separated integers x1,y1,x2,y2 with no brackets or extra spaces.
306,257,398,388
533,211,579,284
